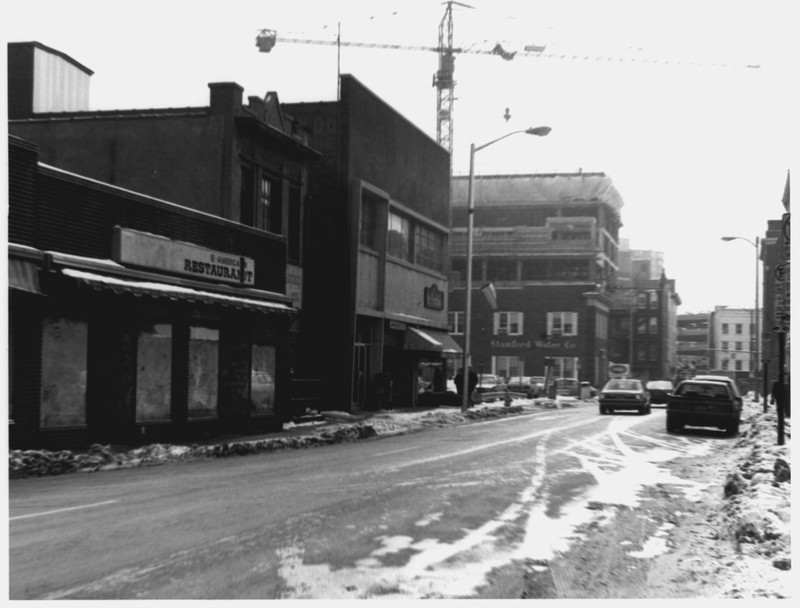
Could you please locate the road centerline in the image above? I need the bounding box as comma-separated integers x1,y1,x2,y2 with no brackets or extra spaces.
10,500,119,521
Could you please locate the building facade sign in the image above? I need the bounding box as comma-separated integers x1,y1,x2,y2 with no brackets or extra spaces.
424,284,444,310
489,339,577,350
113,227,255,285
286,264,303,309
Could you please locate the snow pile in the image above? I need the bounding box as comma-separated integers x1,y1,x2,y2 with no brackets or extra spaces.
7,403,531,478
719,402,791,572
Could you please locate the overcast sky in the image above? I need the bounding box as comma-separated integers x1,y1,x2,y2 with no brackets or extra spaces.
3,0,796,313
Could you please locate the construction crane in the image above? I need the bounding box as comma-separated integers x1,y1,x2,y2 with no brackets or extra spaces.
256,1,760,158
256,1,534,157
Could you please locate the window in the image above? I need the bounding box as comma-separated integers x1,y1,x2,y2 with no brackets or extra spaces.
259,174,282,234
40,317,88,428
649,291,658,309
448,311,465,335
637,317,648,334
287,183,302,262
495,312,523,336
387,212,412,262
251,344,276,415
721,359,730,370
486,258,517,282
136,322,172,423
596,311,608,339
550,357,576,378
648,317,658,334
240,165,282,234
735,324,743,335
722,341,729,350
552,260,589,280
548,312,577,336
414,224,444,272
735,360,743,371
187,326,219,420
359,191,379,250
735,341,743,351
722,323,729,334
494,356,522,379
636,293,648,309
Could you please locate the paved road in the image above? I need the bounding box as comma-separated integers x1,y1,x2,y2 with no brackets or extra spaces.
9,405,719,599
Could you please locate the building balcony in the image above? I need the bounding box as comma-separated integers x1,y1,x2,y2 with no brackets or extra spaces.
450,226,598,256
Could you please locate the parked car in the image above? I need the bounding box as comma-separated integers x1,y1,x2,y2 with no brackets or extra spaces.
553,377,580,397
505,375,542,398
646,380,674,405
667,379,742,435
598,378,650,415
474,374,506,401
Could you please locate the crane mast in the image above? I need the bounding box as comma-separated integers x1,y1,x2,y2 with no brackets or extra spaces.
433,1,471,156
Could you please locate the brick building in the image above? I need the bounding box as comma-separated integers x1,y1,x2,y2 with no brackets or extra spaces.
447,172,624,387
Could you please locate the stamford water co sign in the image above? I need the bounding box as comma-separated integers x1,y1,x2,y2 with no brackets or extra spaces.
112,227,255,285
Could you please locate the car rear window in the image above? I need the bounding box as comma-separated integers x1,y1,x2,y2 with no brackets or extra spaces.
676,383,730,398
605,380,640,391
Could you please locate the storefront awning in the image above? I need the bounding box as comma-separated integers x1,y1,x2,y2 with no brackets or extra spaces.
8,259,42,294
404,327,463,355
61,268,296,316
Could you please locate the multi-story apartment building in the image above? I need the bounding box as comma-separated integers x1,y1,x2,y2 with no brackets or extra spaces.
676,313,712,378
447,172,624,387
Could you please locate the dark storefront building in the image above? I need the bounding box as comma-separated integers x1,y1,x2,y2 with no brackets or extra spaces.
284,75,457,411
8,41,320,380
8,136,298,449
448,173,624,387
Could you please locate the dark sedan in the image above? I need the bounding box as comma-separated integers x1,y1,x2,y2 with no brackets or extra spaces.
646,380,674,405
598,379,650,415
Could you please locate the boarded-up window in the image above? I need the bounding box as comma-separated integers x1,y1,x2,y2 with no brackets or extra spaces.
40,318,88,428
188,326,219,420
251,344,276,415
136,323,172,423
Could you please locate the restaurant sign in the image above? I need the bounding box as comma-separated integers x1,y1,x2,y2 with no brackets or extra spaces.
113,227,255,285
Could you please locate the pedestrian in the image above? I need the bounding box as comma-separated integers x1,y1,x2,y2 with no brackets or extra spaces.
454,367,478,407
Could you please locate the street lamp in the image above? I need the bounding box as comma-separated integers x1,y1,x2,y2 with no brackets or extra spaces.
461,126,552,412
721,235,762,409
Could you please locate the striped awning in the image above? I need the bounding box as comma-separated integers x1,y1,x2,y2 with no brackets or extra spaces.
61,268,295,316
8,259,42,294
404,327,463,355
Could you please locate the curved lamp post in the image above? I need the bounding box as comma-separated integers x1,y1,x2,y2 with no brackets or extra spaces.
461,126,552,412
721,235,762,410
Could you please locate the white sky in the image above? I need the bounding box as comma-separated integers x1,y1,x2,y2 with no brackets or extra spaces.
2,0,796,313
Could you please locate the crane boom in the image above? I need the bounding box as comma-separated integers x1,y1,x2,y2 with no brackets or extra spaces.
256,2,760,158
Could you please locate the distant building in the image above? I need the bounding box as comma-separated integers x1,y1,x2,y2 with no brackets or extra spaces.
447,172,623,387
607,239,680,381
708,306,758,391
676,312,712,378
616,239,666,288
